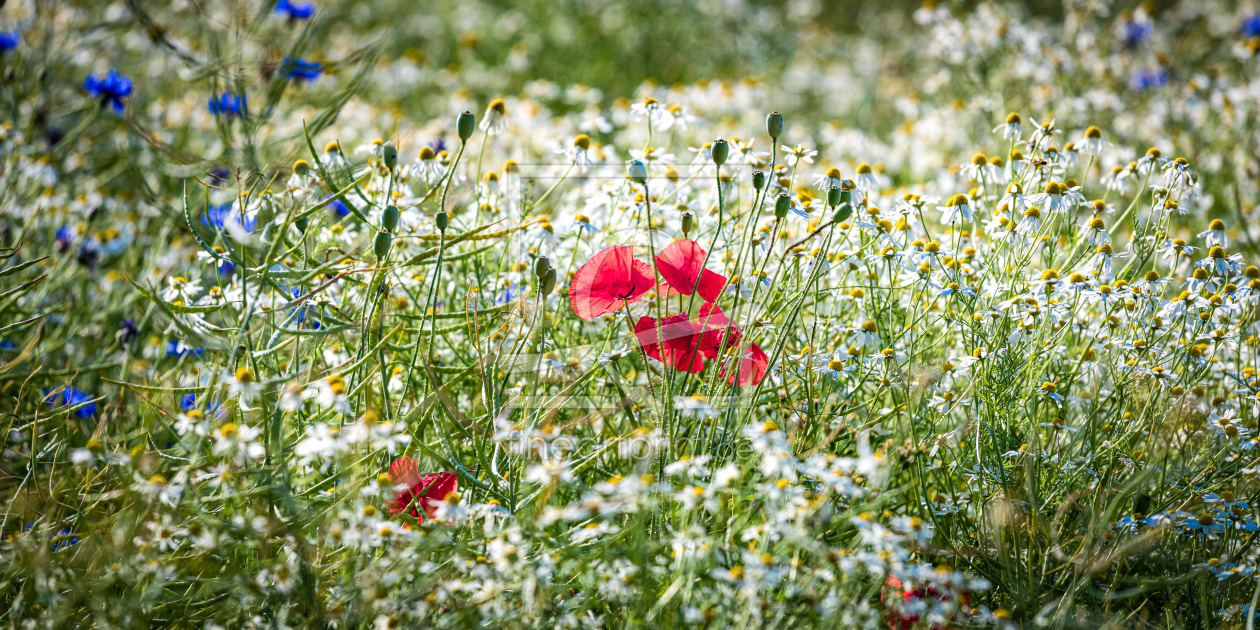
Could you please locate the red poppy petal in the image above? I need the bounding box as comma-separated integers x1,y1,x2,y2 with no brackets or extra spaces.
672,349,706,373
390,456,420,486
628,258,656,300
634,316,664,361
417,471,459,519
727,343,768,387
696,269,728,302
571,246,653,319
655,239,706,296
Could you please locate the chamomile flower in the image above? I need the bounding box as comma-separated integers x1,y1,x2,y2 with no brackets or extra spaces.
1077,126,1110,156
480,99,508,135
993,112,1021,140
781,144,818,166
938,194,973,225
1198,219,1230,249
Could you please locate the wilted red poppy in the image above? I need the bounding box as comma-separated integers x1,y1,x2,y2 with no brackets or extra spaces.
570,246,655,319
387,457,459,522
880,574,970,630
655,239,727,303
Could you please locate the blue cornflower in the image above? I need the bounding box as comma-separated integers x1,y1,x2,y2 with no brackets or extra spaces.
283,57,323,82
181,394,224,419
51,527,80,552
83,70,133,114
166,340,204,357
327,196,350,218
1130,67,1168,91
208,92,248,120
276,0,315,20
218,259,236,277
1245,14,1260,38
119,319,139,342
202,202,256,234
1121,20,1151,48
0,31,20,52
43,387,97,418
496,284,519,306
55,226,75,251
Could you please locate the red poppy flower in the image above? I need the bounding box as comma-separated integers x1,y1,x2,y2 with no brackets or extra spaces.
880,574,970,630
570,246,655,319
724,342,768,387
387,457,459,522
634,313,708,373
634,303,739,374
655,239,727,303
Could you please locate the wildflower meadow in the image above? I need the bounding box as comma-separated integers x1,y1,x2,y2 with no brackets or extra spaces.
5,0,1260,627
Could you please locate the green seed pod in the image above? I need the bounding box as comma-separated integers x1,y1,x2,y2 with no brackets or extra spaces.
766,111,784,140
382,144,398,169
832,203,853,224
774,193,791,219
457,111,475,142
627,160,648,185
541,268,557,296
751,170,766,190
373,230,392,259
710,139,729,167
294,216,309,233
681,212,694,235
382,205,400,232
435,211,449,232
827,186,842,208
535,255,550,279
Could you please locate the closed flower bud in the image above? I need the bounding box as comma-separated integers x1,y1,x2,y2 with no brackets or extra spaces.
535,255,550,279
681,212,694,235
373,230,392,259
711,139,729,166
294,216,309,232
775,193,791,219
382,205,400,232
627,160,648,185
435,211,449,232
541,268,557,296
752,170,766,190
382,144,398,169
766,111,784,139
457,111,475,142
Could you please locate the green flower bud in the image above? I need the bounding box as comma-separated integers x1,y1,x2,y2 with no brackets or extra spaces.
627,160,648,185
382,144,398,169
774,193,791,219
681,212,694,235
457,111,475,142
766,112,784,140
435,211,449,232
711,139,729,166
541,268,557,296
373,230,393,259
535,255,550,279
382,205,400,232
752,170,766,190
294,216,309,233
